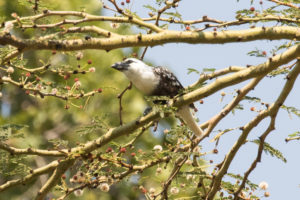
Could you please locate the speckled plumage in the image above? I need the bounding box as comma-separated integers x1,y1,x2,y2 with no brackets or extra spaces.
111,58,203,137
151,66,183,97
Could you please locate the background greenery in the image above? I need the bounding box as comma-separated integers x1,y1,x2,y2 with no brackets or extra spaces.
0,0,168,199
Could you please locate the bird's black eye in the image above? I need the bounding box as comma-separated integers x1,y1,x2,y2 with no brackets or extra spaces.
124,59,134,64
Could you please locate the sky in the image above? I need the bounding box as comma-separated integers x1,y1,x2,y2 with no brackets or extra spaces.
104,0,300,199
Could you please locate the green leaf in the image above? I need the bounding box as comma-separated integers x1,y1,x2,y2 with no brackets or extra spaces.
281,105,300,118
0,124,27,141
251,139,287,163
268,67,290,77
76,116,110,136
143,5,157,12
247,49,267,57
0,151,28,178
288,131,300,138
244,96,261,103
221,181,236,193
202,68,216,72
231,103,244,115
227,173,258,190
163,11,182,19
155,0,165,6
187,68,200,75
160,23,169,29
48,138,69,148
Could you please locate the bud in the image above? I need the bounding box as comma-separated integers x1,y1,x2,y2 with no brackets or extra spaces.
213,149,218,154
74,189,83,196
106,147,113,153
99,183,110,192
11,13,18,18
149,188,156,194
2,76,11,81
139,186,147,194
170,187,179,194
75,81,81,88
264,191,270,197
186,174,193,180
110,23,120,29
193,146,201,153
65,85,71,90
76,52,83,60
7,67,14,74
153,145,163,152
259,181,269,190
4,21,14,33
185,159,192,165
120,147,126,153
51,88,58,95
156,167,162,174
131,152,136,157
89,67,96,72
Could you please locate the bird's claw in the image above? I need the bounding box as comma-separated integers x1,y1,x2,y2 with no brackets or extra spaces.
143,107,152,116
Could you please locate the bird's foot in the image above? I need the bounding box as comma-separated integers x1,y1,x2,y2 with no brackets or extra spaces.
143,106,153,116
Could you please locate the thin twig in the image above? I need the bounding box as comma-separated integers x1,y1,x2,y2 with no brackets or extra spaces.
268,0,299,9
233,119,274,199
206,61,300,200
141,0,180,60
154,156,188,199
117,81,132,125
35,159,75,200
0,142,66,157
285,136,300,142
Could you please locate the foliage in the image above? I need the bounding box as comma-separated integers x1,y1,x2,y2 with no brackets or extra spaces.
0,0,299,199
251,139,287,163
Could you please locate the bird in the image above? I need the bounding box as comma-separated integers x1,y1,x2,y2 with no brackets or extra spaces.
111,58,203,137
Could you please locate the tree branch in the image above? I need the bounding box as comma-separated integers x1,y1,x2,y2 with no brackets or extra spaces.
35,159,75,200
1,26,299,53
233,118,275,200
117,81,132,125
268,0,300,9
206,60,300,200
0,142,66,157
0,160,59,192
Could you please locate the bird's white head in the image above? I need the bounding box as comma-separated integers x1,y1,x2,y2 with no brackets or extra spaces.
111,58,148,72
111,58,159,95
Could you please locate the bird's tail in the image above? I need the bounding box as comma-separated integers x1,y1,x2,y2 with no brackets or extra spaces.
177,105,204,137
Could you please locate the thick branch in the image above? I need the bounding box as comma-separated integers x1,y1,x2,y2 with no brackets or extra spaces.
35,159,75,200
176,43,300,107
233,118,275,200
0,142,66,157
188,66,245,89
206,61,300,200
0,160,59,192
1,26,299,51
268,0,300,9
17,10,163,33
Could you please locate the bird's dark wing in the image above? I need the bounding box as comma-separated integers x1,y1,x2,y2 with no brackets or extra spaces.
152,66,184,97
152,66,196,110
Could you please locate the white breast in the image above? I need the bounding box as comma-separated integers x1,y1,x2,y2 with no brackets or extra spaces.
123,64,159,95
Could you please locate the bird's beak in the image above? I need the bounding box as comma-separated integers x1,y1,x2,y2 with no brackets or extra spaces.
111,61,128,71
